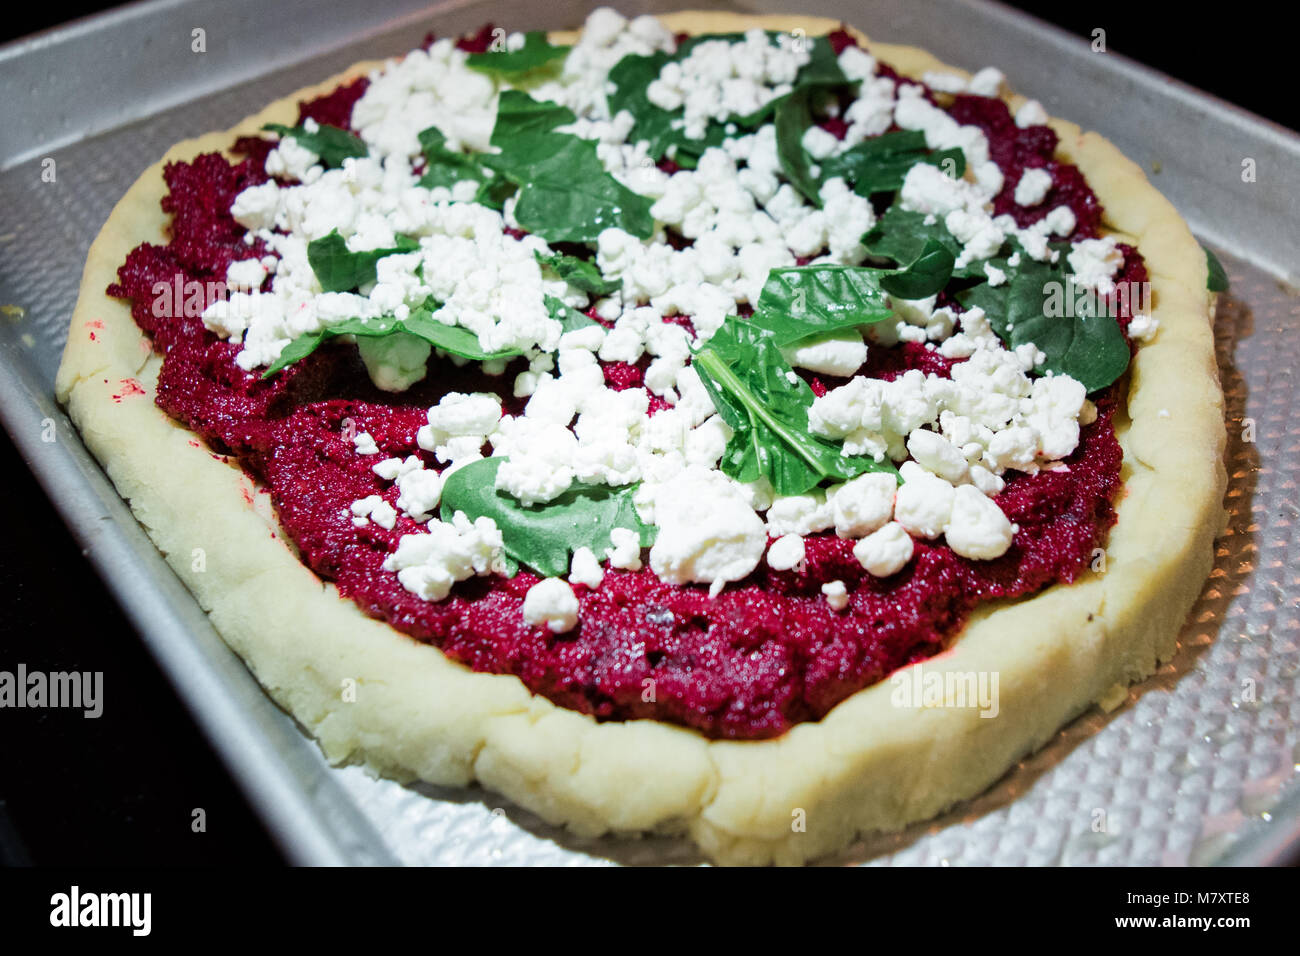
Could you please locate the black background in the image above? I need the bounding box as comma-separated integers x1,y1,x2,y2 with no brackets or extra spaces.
0,2,1293,868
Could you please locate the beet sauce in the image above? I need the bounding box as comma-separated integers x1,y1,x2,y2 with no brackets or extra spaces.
105,35,1137,739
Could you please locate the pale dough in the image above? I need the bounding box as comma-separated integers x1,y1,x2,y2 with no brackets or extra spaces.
55,11,1226,865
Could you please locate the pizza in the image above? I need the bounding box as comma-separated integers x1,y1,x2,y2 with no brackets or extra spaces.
55,8,1226,864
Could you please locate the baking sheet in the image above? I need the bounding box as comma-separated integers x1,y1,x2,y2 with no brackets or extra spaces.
1,0,1296,866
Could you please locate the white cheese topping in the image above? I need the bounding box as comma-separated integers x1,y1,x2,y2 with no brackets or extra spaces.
853,521,915,577
381,511,505,601
522,577,581,633
822,580,850,610
646,29,811,139
568,547,606,590
1067,236,1125,295
256,9,1145,606
1013,167,1053,207
647,472,767,596
766,533,806,571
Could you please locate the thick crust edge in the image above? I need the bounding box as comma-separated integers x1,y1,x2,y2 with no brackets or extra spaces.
55,11,1227,865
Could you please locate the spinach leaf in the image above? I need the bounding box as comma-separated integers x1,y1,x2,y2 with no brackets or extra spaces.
819,130,966,196
417,126,492,187
439,457,653,578
730,34,849,126
773,88,823,205
692,318,896,495
879,239,956,299
260,301,520,379
465,31,569,76
484,127,655,242
416,126,513,207
544,294,599,333
862,204,997,279
608,33,847,165
750,265,893,346
490,91,576,145
307,230,420,293
1204,244,1229,292
604,52,730,163
958,245,1130,392
606,51,687,161
262,123,367,168
535,250,620,296
402,310,524,361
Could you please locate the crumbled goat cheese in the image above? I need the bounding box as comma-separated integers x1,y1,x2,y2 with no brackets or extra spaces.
646,29,810,140
822,580,850,610
210,12,1130,606
1015,99,1049,128
1128,313,1159,342
829,471,896,538
383,511,504,601
945,484,1016,559
606,527,645,571
350,495,397,529
569,546,606,590
853,522,915,577
1067,236,1125,295
1013,167,1053,207
352,431,380,455
522,577,581,633
894,461,957,539
766,533,806,571
648,475,766,596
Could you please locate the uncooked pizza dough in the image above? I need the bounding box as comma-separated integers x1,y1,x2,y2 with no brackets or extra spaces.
55,10,1226,865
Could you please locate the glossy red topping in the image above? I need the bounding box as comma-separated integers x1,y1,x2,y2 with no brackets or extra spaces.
106,35,1135,739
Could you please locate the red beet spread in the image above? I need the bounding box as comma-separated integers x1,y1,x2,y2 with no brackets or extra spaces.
107,35,1141,740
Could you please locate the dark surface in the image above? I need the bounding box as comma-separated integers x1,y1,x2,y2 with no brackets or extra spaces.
0,2,1291,867
0,431,284,866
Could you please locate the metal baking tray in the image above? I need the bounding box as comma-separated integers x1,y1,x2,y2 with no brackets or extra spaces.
1,0,1296,866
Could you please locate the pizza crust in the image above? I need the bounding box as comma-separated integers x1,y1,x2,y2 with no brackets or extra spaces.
55,11,1226,865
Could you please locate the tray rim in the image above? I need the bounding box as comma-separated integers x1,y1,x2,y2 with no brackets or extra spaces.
2,0,1296,866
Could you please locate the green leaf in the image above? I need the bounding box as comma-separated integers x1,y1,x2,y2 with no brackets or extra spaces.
465,31,570,76
535,250,620,296
608,34,847,163
416,125,495,191
606,50,677,158
692,318,896,495
774,88,823,206
819,130,966,196
307,230,420,293
472,176,516,211
862,204,996,279
401,310,524,361
262,122,367,168
484,127,655,242
1204,245,1229,292
879,239,956,299
794,34,850,88
750,265,893,346
439,457,654,578
730,35,849,126
606,51,721,162
958,245,1130,392
490,91,576,145
260,302,520,379
543,294,599,333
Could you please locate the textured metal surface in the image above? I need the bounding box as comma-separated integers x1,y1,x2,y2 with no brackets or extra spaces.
325,255,1300,867
0,0,1297,865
